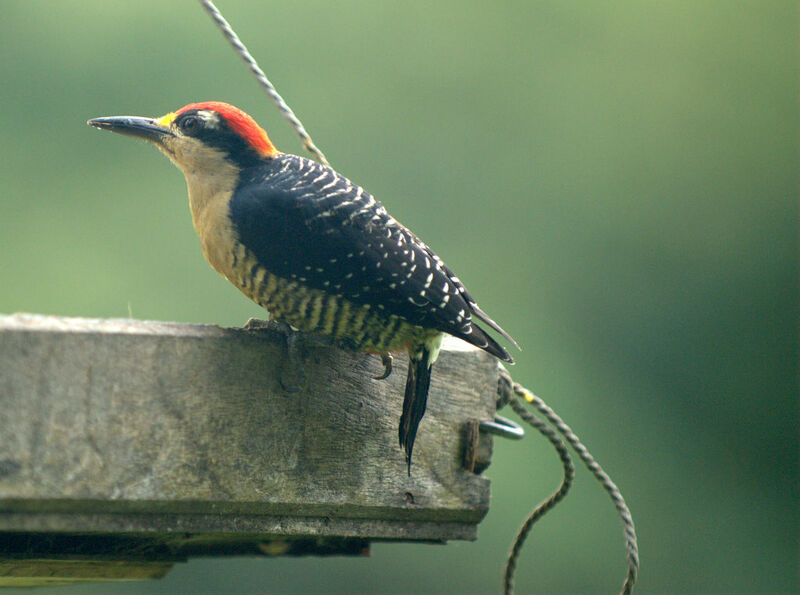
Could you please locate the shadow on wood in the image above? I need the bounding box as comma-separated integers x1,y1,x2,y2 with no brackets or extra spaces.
0,314,500,585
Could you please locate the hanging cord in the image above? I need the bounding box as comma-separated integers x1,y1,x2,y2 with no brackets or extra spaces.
497,372,575,595
497,366,639,595
198,0,330,166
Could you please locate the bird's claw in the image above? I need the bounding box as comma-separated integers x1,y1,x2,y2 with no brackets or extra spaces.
243,317,271,330
373,353,393,380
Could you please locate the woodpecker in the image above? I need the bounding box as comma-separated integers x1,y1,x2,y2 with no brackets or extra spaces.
88,102,518,472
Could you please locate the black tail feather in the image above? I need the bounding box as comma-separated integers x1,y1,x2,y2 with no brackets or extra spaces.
458,322,515,364
398,347,434,475
469,302,520,351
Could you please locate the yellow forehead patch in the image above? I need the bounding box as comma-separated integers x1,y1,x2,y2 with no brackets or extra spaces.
156,112,177,127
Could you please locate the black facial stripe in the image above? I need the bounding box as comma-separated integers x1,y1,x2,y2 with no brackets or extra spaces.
175,109,265,167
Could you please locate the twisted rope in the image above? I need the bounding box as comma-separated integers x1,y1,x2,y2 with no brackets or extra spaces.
500,375,574,595
498,367,639,595
198,0,330,166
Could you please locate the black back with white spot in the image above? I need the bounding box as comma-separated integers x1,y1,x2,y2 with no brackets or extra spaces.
230,154,514,362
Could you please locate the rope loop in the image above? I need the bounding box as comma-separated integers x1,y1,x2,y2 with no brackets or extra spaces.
497,366,639,595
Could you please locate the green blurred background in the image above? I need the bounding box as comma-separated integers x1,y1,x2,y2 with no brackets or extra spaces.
1,1,796,593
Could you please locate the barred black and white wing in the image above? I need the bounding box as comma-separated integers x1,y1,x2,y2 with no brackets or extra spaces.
230,154,516,362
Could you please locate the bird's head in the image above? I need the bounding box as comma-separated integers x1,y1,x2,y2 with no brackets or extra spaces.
88,101,279,172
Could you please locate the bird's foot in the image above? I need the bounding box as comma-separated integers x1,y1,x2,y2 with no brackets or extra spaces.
243,317,271,330
373,353,393,380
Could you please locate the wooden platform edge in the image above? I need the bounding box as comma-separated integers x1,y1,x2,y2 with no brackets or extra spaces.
0,314,501,558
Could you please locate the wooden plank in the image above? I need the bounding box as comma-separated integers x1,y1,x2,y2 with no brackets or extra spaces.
0,559,174,588
0,314,497,544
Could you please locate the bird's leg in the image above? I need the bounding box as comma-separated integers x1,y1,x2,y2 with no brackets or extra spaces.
373,352,393,380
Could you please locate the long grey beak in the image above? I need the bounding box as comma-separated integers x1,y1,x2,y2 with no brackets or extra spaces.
87,116,173,143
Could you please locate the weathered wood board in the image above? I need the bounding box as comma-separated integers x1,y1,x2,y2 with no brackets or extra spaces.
0,314,498,548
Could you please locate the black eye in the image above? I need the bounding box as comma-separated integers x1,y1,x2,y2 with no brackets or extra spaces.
180,116,199,133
